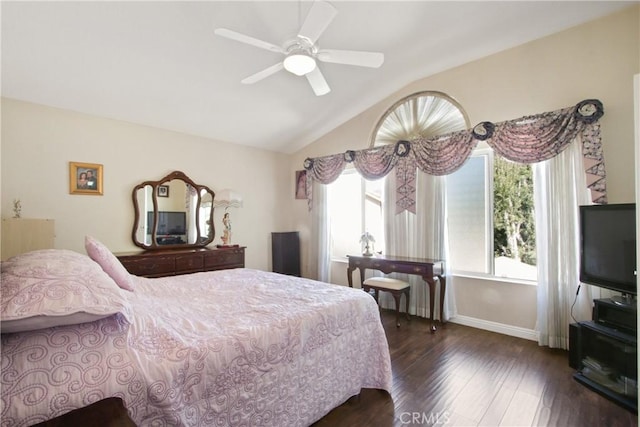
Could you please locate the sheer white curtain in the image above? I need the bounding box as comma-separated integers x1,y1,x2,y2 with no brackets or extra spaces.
534,138,599,349
380,170,455,320
309,180,330,282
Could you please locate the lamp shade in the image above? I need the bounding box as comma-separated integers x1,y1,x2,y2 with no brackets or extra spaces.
213,189,243,209
283,51,316,76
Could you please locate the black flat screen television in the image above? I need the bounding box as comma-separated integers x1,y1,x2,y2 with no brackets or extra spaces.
147,211,186,235
579,203,637,298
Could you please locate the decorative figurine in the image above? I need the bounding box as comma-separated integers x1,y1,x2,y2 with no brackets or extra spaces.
221,212,232,245
360,231,375,256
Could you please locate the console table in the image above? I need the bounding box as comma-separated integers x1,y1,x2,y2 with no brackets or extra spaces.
116,246,245,278
347,254,446,332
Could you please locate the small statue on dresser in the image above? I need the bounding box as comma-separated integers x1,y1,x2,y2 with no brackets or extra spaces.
221,212,232,245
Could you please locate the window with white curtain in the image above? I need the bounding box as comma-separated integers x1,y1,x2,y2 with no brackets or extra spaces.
447,144,537,281
328,169,384,261
447,150,492,274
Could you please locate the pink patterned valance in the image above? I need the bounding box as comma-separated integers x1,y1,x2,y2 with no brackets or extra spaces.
304,99,606,212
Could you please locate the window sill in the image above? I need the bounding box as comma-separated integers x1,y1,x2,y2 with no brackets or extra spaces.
452,272,538,287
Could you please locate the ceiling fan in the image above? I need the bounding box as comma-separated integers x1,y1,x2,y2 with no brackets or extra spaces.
214,0,384,96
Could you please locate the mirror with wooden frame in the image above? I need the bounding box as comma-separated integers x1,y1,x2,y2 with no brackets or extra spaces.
131,171,215,250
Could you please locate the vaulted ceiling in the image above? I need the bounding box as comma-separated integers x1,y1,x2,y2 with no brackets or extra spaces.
1,1,632,153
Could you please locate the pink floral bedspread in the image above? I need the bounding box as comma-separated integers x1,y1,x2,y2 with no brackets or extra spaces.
1,268,392,426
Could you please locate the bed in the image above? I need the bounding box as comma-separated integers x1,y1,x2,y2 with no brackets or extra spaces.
0,240,392,426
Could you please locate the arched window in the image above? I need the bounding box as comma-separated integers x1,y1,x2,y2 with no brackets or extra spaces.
328,91,469,264
370,91,469,147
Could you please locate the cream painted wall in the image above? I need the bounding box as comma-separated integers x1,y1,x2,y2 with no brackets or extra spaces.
1,99,292,270
291,6,640,333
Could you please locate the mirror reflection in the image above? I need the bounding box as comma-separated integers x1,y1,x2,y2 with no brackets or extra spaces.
132,171,215,250
200,190,213,241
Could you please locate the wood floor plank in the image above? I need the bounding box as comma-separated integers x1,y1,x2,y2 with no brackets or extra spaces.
477,384,517,427
499,389,540,426
313,310,638,427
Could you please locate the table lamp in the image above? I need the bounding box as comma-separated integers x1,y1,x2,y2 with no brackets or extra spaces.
213,189,243,247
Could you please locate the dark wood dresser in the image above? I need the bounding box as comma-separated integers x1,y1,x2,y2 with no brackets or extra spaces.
116,246,245,278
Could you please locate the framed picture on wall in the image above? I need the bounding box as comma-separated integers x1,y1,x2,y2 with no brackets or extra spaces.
69,162,103,195
295,170,307,200
157,185,170,198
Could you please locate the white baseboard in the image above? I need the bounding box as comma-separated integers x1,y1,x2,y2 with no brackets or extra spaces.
449,314,538,342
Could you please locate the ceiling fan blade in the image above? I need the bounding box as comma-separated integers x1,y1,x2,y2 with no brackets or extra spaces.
305,67,331,96
214,28,283,53
317,49,384,68
298,1,337,44
241,62,284,84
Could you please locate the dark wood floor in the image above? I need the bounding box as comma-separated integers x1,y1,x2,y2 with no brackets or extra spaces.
313,310,637,427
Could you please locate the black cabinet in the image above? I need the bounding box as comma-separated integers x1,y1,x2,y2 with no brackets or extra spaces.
570,299,637,412
271,232,300,276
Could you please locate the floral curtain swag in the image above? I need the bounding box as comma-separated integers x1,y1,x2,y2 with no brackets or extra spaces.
303,99,606,213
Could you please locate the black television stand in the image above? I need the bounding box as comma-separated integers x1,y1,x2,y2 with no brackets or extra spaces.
569,298,637,413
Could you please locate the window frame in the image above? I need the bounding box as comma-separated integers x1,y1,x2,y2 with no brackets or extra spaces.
328,168,384,263
447,144,537,284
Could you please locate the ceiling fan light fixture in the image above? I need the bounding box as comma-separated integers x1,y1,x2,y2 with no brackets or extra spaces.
283,51,316,76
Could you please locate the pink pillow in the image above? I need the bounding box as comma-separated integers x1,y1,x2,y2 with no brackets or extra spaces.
85,236,135,292
1,249,131,333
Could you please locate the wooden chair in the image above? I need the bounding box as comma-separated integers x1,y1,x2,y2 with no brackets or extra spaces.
363,277,411,327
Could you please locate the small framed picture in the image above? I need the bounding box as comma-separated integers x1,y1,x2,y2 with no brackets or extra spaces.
295,170,307,200
158,185,170,198
69,162,103,195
